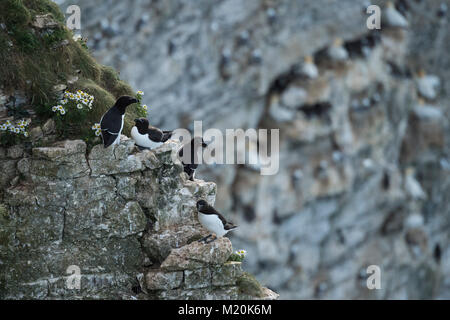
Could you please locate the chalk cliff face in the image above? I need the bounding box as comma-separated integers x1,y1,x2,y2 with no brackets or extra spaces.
55,0,450,299
0,137,276,299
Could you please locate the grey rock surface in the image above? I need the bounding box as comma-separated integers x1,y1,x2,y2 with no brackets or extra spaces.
0,138,273,299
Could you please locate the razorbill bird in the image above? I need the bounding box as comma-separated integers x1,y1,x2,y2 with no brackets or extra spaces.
100,96,138,148
196,200,237,243
131,118,173,150
178,137,208,181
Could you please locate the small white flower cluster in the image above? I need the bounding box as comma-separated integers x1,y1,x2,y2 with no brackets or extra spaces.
52,104,66,115
235,249,247,258
136,90,149,114
91,123,101,137
65,90,95,109
0,119,30,137
52,90,95,116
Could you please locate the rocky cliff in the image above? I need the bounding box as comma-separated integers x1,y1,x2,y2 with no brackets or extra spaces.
55,0,450,299
0,137,276,299
0,0,276,300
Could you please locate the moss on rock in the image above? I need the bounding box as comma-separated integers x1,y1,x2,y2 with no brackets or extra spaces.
236,272,264,298
0,203,7,218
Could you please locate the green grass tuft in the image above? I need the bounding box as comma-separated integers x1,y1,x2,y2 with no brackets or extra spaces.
228,252,245,262
0,0,31,29
0,0,142,146
23,0,65,23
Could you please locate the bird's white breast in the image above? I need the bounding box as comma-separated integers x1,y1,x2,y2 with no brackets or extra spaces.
131,126,163,150
198,213,227,237
112,115,124,146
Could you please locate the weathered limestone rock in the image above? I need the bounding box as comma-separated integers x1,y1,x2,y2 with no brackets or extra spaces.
144,239,275,300
29,127,43,141
42,119,56,135
88,137,143,176
0,137,273,300
155,286,240,300
0,160,17,189
7,145,24,159
146,271,183,290
212,262,244,286
184,268,211,289
161,237,233,271
31,140,90,180
141,225,202,263
31,14,59,29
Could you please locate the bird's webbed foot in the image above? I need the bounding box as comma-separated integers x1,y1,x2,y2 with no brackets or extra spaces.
198,234,212,243
204,234,217,244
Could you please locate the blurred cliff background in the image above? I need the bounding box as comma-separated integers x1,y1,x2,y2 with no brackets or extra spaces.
56,0,449,299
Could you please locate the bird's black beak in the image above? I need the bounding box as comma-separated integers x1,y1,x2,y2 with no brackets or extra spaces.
131,98,138,104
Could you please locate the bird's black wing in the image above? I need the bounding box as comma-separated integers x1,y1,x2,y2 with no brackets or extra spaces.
147,126,164,142
100,108,122,147
201,204,229,227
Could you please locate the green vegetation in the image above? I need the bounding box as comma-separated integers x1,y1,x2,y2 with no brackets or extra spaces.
0,0,142,147
236,272,264,297
0,204,7,219
227,249,246,262
23,0,65,23
227,253,244,262
0,130,27,146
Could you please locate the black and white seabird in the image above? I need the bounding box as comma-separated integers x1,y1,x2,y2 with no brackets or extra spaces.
178,137,208,181
327,38,349,62
131,118,173,150
196,200,237,243
100,96,138,148
382,1,409,28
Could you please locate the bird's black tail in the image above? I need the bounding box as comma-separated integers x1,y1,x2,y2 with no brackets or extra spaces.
225,223,237,231
162,131,173,142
